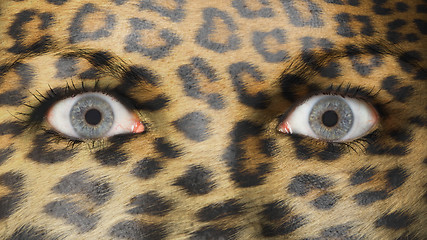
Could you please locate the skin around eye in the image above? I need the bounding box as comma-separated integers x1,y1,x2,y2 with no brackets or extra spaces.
277,95,379,142
47,92,144,139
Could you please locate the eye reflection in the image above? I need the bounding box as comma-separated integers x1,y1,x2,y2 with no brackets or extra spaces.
278,94,379,142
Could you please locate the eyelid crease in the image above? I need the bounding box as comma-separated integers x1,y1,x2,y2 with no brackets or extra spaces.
277,40,423,91
0,47,156,92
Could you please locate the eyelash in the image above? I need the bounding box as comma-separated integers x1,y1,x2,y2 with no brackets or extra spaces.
21,80,382,153
282,83,383,154
20,80,140,149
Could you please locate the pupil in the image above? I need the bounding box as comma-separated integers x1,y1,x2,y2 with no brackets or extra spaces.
322,110,339,127
85,109,102,125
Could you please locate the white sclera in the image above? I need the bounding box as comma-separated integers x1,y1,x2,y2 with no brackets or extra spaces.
280,95,378,142
47,92,142,139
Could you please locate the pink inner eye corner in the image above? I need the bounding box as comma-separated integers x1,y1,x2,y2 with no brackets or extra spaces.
278,121,292,134
131,120,145,133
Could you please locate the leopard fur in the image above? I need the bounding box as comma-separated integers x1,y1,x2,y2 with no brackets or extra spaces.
0,0,426,239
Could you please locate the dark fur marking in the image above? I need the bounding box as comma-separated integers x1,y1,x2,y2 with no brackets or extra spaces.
0,172,25,220
280,0,324,27
95,144,129,165
0,122,25,136
417,4,427,13
68,3,116,43
38,12,54,29
55,56,78,79
324,0,345,4
7,225,57,240
27,133,76,164
317,143,343,161
301,37,334,51
396,2,409,12
375,211,414,229
294,141,316,160
287,135,344,161
260,138,278,157
173,165,215,195
223,143,271,187
261,201,291,221
122,65,159,87
301,37,341,78
88,51,114,67
120,66,169,110
196,199,244,222
44,199,99,232
367,144,408,156
132,157,163,179
223,121,273,187
46,0,67,5
386,19,411,43
288,174,333,196
0,147,15,165
346,45,383,76
136,95,170,111
386,167,409,189
79,68,99,79
190,226,238,240
389,129,413,142
280,74,308,102
139,0,185,22
409,116,427,127
373,0,393,15
128,191,172,216
398,51,422,73
52,170,113,205
174,111,211,142
353,15,374,36
112,0,127,5
14,62,35,86
196,8,241,53
324,0,359,5
335,13,374,37
252,28,289,63
261,215,306,237
7,9,53,53
414,19,427,35
229,62,270,109
311,192,338,209
350,166,376,185
125,18,182,60
0,63,35,106
154,137,182,158
206,93,225,109
232,0,274,18
178,57,224,109
353,190,389,206
0,90,25,106
388,19,406,30
406,33,420,42
110,220,166,240
307,224,363,239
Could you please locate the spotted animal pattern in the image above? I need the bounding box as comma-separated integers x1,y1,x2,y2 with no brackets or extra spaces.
0,0,426,239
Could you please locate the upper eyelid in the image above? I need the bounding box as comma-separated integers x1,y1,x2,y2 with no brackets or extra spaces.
0,48,154,88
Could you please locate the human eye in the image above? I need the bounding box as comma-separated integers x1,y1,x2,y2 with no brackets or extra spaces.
46,92,144,140
277,94,379,142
